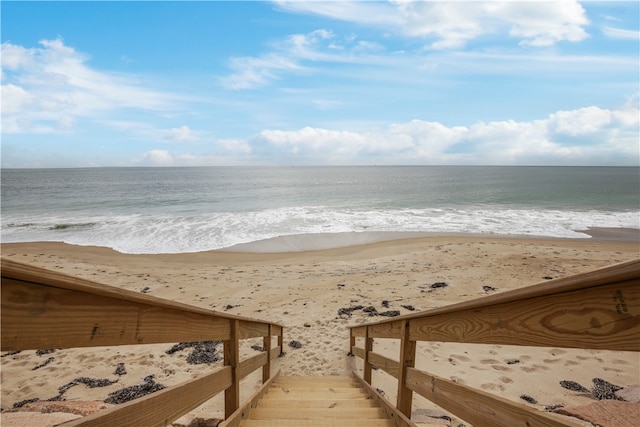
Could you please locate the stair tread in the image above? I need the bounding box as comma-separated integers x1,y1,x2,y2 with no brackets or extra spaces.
241,420,395,427
238,375,400,427
257,399,377,408
249,407,387,420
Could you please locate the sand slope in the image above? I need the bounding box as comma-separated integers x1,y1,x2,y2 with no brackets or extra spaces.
1,235,639,426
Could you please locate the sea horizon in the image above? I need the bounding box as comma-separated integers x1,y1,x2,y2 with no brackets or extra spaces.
2,165,639,254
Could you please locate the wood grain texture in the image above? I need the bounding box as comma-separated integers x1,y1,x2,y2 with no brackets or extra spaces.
409,280,639,350
1,258,281,326
238,352,268,381
396,320,416,417
1,278,231,350
225,320,240,418
239,321,269,340
351,345,365,360
368,351,400,379
368,320,403,339
406,367,582,427
63,366,232,427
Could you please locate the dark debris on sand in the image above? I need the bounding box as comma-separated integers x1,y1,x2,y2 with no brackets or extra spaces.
560,378,625,400
32,357,55,370
166,341,222,365
114,362,127,376
520,394,538,404
105,375,166,405
13,398,41,409
288,340,303,349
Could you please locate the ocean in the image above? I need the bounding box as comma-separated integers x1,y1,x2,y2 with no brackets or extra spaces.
1,166,638,254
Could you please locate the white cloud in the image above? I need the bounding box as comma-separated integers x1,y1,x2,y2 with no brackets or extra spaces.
1,38,181,134
548,106,612,136
602,26,640,40
218,54,303,90
138,149,175,166
164,125,199,142
276,0,590,49
244,103,638,165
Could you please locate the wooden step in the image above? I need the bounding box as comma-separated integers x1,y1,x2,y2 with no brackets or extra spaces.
257,399,377,409
241,420,396,427
248,407,387,420
237,374,402,427
262,390,369,400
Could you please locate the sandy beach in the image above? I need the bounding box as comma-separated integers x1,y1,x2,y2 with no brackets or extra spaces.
1,233,639,426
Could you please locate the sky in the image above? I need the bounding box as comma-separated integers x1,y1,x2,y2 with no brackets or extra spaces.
1,1,639,168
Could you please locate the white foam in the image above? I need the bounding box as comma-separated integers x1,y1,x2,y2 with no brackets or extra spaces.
2,207,638,254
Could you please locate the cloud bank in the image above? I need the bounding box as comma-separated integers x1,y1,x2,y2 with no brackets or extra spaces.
132,103,638,167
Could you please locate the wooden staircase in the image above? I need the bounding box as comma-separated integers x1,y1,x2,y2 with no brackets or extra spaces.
238,375,400,426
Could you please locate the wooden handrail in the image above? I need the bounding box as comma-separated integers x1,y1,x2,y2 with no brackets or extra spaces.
0,258,284,426
349,258,640,427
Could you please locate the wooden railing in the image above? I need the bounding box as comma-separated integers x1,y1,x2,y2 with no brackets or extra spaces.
0,258,284,427
349,258,640,427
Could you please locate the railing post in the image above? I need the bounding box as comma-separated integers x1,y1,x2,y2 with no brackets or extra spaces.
278,327,284,356
363,326,373,384
224,319,240,418
262,324,272,383
397,319,416,417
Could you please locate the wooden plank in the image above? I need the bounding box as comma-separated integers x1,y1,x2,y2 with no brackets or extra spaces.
63,366,232,427
1,278,231,351
225,320,240,418
239,352,268,380
239,320,269,339
270,346,282,361
406,367,582,427
241,420,395,427
248,407,387,419
409,280,640,351
351,346,365,360
257,399,377,408
271,325,282,336
263,390,368,400
263,325,272,383
351,371,416,427
368,320,403,339
1,258,281,327
366,259,640,326
364,328,373,384
368,351,400,379
396,320,416,418
219,369,281,427
351,325,366,337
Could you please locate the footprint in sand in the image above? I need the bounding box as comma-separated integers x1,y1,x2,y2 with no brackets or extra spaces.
449,354,471,363
480,359,501,365
481,383,505,392
499,376,513,384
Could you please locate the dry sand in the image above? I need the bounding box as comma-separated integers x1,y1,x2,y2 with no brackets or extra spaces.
1,233,639,426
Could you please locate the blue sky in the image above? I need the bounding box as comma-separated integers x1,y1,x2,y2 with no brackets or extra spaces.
1,1,639,167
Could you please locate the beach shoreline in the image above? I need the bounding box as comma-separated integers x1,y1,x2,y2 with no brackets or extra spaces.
1,234,639,426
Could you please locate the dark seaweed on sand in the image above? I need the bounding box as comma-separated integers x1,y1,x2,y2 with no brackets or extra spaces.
560,378,624,400
12,398,40,409
166,341,222,365
105,375,166,405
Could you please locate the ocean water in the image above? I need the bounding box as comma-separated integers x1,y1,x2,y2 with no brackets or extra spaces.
1,166,638,254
